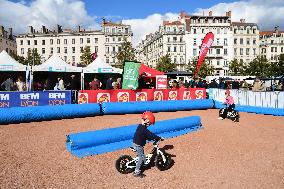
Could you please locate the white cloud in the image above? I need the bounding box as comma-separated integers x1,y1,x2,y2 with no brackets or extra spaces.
123,12,179,47
0,0,99,34
194,0,284,30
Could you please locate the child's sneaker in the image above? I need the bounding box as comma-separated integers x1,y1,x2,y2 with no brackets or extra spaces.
217,117,224,120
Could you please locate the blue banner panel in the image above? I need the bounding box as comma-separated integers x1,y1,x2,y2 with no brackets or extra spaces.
0,91,72,108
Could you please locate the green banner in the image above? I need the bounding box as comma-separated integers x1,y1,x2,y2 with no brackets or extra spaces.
122,61,141,89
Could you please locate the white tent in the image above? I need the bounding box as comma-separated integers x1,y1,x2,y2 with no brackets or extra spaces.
83,57,122,74
33,54,82,72
0,50,27,71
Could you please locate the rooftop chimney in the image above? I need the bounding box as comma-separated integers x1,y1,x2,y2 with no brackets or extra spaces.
240,19,245,23
209,11,212,16
275,26,279,34
42,25,46,33
180,11,186,18
227,11,231,17
8,28,12,38
29,26,34,34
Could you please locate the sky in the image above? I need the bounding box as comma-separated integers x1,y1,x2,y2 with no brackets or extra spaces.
1,0,284,47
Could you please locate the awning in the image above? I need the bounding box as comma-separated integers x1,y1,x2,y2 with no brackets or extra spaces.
139,64,164,77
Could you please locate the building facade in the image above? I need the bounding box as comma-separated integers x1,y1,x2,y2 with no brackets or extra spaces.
259,27,284,62
0,26,17,54
136,21,186,70
232,19,259,64
181,11,234,76
16,21,132,66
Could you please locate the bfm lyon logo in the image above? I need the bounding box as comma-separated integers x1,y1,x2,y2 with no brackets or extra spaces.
97,93,110,103
136,92,147,101
168,91,177,100
195,90,204,99
117,92,129,102
154,91,163,101
183,91,191,100
78,93,88,104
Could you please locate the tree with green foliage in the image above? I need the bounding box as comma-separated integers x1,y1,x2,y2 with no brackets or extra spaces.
186,58,214,78
229,59,246,76
156,54,176,72
270,54,284,77
24,48,42,66
116,39,135,69
80,46,92,66
245,56,270,77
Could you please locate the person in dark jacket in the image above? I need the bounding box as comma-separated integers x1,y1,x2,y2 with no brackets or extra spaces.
132,111,163,177
105,77,113,90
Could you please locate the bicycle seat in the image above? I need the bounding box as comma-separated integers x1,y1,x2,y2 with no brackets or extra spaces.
130,147,136,152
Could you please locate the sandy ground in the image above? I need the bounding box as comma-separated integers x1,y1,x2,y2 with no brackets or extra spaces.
0,109,284,189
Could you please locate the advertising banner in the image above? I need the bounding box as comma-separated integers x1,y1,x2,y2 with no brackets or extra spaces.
0,91,72,108
156,75,168,89
122,61,141,90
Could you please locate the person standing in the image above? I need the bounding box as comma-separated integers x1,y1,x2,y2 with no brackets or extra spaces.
58,77,65,90
1,75,13,91
16,76,26,91
105,77,113,90
89,77,100,90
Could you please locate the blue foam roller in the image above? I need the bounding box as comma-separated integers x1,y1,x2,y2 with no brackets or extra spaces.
66,116,202,158
102,99,214,115
0,104,101,124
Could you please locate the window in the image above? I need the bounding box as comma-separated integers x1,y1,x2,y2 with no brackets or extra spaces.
173,37,177,42
80,38,83,44
174,46,177,52
72,39,75,44
271,47,274,52
57,47,60,53
42,48,45,54
246,48,250,55
224,28,227,34
281,47,283,53
193,29,196,34
80,47,83,52
253,28,256,34
253,48,256,55
106,58,109,63
246,38,250,45
34,40,37,45
252,38,256,45
64,39,67,45
271,40,274,44
275,47,277,52
112,28,115,33
180,37,183,42
202,29,204,34
193,38,197,45
247,29,250,34
94,46,98,53
57,39,60,44
216,49,220,54
240,38,243,45
173,58,177,63
87,38,90,43
224,38,227,46
234,28,237,34
50,47,53,54
118,37,121,41
234,38,237,45
72,56,75,63
21,48,24,54
72,47,75,53
20,40,23,45
27,40,30,45
217,60,220,66
106,47,109,53
64,56,67,61
240,48,243,55
94,38,98,44
193,49,197,56
168,46,171,52
216,38,220,45
50,39,53,45
224,48,227,55
64,47,67,53
217,28,220,34
106,38,109,42
112,46,115,52
167,37,170,42
180,46,183,52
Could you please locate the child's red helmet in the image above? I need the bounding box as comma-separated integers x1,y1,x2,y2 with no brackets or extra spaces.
141,111,155,125
225,90,230,95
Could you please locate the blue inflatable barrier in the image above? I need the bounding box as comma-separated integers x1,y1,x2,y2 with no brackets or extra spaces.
102,99,214,115
0,104,101,124
66,116,202,158
214,101,284,116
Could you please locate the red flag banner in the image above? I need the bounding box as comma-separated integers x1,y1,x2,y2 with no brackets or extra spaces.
194,32,214,79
